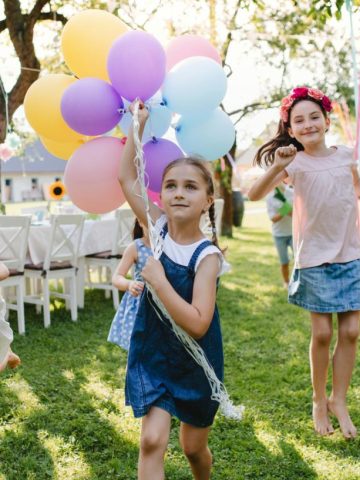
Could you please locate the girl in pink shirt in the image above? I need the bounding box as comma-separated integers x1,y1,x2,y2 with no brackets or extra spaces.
248,86,360,440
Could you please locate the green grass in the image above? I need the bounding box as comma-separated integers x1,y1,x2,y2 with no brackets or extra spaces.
1,202,360,479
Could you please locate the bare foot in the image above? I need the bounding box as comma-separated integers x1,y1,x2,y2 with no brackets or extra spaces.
313,400,334,436
328,397,357,439
7,351,21,369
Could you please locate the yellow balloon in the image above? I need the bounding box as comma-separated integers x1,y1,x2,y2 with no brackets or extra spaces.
24,74,83,142
61,9,128,81
40,135,88,160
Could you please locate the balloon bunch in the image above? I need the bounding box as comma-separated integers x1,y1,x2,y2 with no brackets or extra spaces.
24,9,235,214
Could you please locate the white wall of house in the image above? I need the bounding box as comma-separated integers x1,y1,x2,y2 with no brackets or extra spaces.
1,172,65,203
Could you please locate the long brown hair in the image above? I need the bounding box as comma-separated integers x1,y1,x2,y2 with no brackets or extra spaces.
162,157,221,250
254,97,329,168
133,218,144,240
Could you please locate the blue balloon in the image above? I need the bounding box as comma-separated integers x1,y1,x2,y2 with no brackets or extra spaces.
120,96,172,143
162,56,227,115
175,108,235,161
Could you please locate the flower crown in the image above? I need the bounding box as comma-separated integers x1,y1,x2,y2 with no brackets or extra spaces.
279,87,332,123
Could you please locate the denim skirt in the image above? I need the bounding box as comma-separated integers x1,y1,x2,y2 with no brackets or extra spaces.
288,259,360,313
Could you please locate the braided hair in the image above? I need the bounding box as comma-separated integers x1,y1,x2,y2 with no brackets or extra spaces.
132,218,144,240
162,157,221,250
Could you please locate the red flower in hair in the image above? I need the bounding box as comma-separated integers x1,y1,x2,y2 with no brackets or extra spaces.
279,86,332,123
291,87,308,98
321,95,332,112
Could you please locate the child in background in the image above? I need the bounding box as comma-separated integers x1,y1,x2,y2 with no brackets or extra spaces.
266,184,293,288
249,86,360,439
0,262,21,372
108,219,152,351
118,101,226,480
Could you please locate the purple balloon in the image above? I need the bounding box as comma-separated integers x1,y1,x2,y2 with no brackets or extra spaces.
108,31,166,102
144,138,183,193
61,78,123,136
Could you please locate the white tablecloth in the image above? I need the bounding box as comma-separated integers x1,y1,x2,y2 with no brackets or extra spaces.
28,219,116,265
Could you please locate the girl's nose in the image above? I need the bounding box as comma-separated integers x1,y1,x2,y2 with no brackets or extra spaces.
174,189,184,198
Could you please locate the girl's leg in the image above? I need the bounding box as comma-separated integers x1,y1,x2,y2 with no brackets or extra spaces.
138,407,171,480
328,310,359,439
309,312,334,435
281,263,290,286
179,422,212,480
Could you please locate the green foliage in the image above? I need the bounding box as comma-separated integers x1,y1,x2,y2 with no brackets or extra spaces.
1,204,360,479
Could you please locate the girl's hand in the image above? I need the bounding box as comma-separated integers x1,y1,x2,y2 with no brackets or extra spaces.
274,144,297,170
129,100,149,125
141,257,166,290
128,280,144,297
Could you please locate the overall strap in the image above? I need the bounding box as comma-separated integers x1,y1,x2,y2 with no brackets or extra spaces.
188,240,213,273
160,222,168,239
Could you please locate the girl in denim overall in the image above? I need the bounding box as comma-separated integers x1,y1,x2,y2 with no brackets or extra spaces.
118,102,225,480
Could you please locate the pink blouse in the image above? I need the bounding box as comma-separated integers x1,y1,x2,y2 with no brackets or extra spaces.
285,145,360,269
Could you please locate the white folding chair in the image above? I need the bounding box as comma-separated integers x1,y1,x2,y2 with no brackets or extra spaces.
84,208,135,309
200,198,224,238
0,215,31,334
24,214,85,328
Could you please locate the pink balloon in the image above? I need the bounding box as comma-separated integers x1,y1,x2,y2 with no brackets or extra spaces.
166,34,222,72
147,189,163,208
64,137,125,214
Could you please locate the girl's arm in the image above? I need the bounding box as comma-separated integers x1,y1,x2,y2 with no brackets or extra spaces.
118,102,162,227
351,164,360,198
0,263,9,281
141,255,219,339
248,145,297,201
112,243,144,297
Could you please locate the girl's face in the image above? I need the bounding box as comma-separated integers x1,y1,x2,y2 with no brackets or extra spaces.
288,100,329,147
161,164,213,222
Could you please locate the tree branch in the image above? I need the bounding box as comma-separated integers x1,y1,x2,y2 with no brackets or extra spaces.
221,0,242,64
37,12,68,25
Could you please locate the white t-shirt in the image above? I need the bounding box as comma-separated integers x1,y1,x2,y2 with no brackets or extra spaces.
155,215,230,276
266,186,294,237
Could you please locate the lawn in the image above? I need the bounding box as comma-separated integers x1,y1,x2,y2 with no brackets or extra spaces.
1,201,360,479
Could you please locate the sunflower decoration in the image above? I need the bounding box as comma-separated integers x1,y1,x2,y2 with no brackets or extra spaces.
49,180,66,200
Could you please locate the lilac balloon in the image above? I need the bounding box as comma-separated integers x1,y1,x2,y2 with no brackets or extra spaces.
108,31,166,101
61,78,123,136
144,138,183,193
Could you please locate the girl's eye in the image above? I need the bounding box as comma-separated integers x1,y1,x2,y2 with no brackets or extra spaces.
164,183,175,189
186,184,196,190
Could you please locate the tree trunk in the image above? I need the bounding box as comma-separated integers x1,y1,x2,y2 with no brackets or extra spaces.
0,0,53,143
219,141,236,237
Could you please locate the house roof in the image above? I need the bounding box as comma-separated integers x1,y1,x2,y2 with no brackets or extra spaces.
2,140,66,174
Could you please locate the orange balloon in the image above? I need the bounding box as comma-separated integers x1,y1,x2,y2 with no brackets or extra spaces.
61,10,128,81
24,74,83,142
40,135,89,160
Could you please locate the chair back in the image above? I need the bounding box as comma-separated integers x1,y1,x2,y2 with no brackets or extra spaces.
43,214,85,270
0,215,31,272
112,209,135,256
200,198,224,237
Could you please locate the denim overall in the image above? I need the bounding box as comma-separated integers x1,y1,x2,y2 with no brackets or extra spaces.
125,227,224,427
